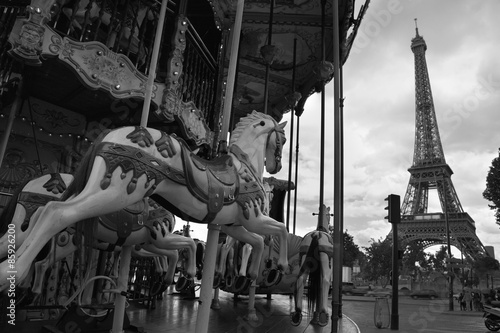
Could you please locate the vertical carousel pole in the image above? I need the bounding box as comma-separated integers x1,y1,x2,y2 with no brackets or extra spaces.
285,39,297,232
331,0,343,331
263,0,275,115
318,0,326,229
195,1,245,333
292,116,300,235
218,0,245,148
140,0,169,127
111,1,169,333
111,245,132,333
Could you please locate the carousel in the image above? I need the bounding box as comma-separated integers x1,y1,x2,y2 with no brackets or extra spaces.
0,0,368,332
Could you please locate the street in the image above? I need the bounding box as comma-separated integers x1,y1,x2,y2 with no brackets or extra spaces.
342,296,488,333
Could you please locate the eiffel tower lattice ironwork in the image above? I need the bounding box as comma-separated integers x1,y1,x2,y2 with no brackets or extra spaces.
398,25,489,261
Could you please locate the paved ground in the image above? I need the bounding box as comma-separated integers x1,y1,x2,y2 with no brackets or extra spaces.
342,295,487,333
10,287,489,333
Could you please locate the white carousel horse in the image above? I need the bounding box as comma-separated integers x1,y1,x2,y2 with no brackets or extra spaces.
0,172,194,292
291,204,334,327
0,111,288,291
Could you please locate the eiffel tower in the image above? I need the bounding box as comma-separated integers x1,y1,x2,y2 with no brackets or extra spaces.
398,23,489,261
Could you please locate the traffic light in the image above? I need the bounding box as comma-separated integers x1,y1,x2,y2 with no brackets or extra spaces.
384,194,401,223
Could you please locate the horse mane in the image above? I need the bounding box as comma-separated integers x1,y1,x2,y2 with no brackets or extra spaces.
229,111,275,146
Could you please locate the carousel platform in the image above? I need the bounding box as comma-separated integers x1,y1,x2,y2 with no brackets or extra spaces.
13,284,359,333
125,285,360,333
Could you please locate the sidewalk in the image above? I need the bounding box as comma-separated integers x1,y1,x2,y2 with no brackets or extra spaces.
350,306,482,333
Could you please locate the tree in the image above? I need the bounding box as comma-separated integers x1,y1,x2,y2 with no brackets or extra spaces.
428,245,448,271
402,240,428,275
483,148,500,226
473,256,500,280
362,237,392,285
343,231,361,267
327,228,362,267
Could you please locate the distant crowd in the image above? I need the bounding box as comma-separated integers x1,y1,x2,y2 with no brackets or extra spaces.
457,288,500,311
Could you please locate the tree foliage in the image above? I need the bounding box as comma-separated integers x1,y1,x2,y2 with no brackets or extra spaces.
428,245,448,271
483,148,500,226
402,241,428,274
343,231,361,267
327,228,362,267
361,237,392,283
473,256,500,278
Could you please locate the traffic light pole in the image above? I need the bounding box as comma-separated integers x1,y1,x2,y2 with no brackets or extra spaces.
391,222,399,330
385,194,400,330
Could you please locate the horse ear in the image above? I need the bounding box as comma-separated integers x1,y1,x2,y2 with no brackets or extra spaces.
279,121,287,129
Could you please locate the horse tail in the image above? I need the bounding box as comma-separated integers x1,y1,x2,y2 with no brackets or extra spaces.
0,179,29,235
298,234,321,314
195,241,205,279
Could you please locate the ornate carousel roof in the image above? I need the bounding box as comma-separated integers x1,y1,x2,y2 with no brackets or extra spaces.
1,0,368,149
214,0,366,120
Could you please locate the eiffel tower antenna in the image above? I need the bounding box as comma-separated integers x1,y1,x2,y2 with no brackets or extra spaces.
398,24,489,261
414,18,419,36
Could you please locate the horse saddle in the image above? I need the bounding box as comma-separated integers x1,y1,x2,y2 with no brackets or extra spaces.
99,198,149,241
181,144,238,222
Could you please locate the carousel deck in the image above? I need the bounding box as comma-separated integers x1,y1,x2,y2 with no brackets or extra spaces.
14,285,359,333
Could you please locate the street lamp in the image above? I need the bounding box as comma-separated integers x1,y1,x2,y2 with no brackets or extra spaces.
439,168,454,311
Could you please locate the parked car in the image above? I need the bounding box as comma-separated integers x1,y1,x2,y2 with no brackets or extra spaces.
366,288,392,298
410,289,439,300
343,287,369,296
341,282,355,294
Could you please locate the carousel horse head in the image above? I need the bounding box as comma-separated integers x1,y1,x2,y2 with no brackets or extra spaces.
229,111,286,175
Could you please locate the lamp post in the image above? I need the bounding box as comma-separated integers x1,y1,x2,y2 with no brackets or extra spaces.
440,168,454,311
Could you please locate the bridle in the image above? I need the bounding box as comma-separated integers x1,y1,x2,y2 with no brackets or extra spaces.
265,121,285,174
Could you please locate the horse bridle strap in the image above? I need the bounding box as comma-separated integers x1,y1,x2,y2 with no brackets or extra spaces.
265,122,284,174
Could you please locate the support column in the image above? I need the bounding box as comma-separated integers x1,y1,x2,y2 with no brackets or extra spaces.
111,245,132,333
195,224,221,333
331,0,343,331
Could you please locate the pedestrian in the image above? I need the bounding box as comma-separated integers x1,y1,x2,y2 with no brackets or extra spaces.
463,288,473,311
473,292,481,311
458,292,466,311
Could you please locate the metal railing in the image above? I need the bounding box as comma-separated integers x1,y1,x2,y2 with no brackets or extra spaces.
0,0,219,128
47,0,219,121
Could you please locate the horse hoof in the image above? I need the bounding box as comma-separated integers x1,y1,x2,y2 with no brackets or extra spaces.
318,311,328,327
150,281,162,296
175,276,194,292
245,309,258,322
234,276,251,293
265,268,283,287
211,298,220,310
291,311,302,326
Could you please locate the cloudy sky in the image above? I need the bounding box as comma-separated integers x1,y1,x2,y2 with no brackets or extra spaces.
190,0,500,259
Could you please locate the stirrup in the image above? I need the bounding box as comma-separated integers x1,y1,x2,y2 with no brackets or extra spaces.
291,311,302,326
